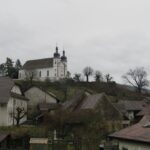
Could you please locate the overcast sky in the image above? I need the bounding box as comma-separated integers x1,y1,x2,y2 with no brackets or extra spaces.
0,0,150,83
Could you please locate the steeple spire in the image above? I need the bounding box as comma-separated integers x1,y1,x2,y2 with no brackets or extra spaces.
53,45,60,58
61,49,67,62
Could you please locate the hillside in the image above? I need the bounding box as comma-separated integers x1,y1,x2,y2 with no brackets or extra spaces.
15,80,149,102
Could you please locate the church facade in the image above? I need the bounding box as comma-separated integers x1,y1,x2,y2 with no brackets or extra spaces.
19,47,68,81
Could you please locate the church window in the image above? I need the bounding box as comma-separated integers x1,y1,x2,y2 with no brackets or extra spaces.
47,70,49,76
55,73,56,76
39,71,41,77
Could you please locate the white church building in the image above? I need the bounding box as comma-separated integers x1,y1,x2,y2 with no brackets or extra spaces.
19,47,68,81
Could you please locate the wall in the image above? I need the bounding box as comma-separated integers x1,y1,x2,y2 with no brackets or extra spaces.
19,57,68,81
11,85,22,94
119,140,150,150
25,87,57,116
0,104,7,126
7,97,27,126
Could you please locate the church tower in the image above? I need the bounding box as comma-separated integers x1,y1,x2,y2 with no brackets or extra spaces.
61,50,67,62
53,46,60,58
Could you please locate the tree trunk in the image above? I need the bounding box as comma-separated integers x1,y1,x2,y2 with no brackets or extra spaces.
86,75,89,82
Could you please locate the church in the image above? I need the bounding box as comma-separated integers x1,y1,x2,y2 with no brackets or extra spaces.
19,47,68,81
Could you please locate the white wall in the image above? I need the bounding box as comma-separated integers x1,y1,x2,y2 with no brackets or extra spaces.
119,140,150,150
0,85,27,126
11,85,22,94
19,57,68,81
7,97,27,126
25,87,57,115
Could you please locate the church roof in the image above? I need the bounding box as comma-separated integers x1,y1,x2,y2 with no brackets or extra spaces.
23,58,53,70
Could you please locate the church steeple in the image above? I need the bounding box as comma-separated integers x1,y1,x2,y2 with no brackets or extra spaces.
54,46,60,58
61,50,67,62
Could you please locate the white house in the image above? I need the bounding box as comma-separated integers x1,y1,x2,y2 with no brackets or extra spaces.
24,86,59,116
19,47,68,81
0,77,28,126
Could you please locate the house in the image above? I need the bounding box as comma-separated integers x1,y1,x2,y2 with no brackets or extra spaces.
19,47,68,81
24,86,59,116
63,91,122,120
0,77,28,126
109,115,150,150
113,100,148,126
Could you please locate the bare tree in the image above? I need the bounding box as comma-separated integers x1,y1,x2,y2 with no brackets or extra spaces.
105,73,113,83
10,107,27,126
83,66,94,82
73,73,81,82
122,67,149,93
95,71,103,82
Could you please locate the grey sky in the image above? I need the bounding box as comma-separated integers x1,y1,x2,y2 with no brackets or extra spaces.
0,0,150,82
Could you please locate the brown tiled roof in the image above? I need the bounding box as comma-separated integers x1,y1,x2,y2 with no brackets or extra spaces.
114,100,147,112
137,105,150,116
62,90,86,111
0,77,14,103
79,93,104,110
38,103,59,111
23,58,53,70
109,115,150,143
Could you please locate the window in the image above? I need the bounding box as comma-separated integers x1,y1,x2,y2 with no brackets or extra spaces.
47,70,49,77
39,71,41,77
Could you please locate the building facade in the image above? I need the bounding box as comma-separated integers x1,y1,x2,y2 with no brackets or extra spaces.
24,86,59,116
19,47,68,81
0,77,28,126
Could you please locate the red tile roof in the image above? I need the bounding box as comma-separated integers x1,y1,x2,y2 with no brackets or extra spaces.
109,116,150,143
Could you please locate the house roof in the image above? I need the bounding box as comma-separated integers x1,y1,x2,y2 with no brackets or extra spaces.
137,105,150,116
62,90,88,111
0,77,28,103
109,115,150,143
23,58,53,70
63,91,120,116
79,93,104,110
0,77,14,103
38,103,59,111
114,100,147,113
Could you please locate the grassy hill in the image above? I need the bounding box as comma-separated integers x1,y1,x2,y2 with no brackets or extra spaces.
15,79,149,102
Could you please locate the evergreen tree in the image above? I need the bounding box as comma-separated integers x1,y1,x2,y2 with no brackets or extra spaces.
15,59,22,70
5,57,14,77
0,63,6,76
